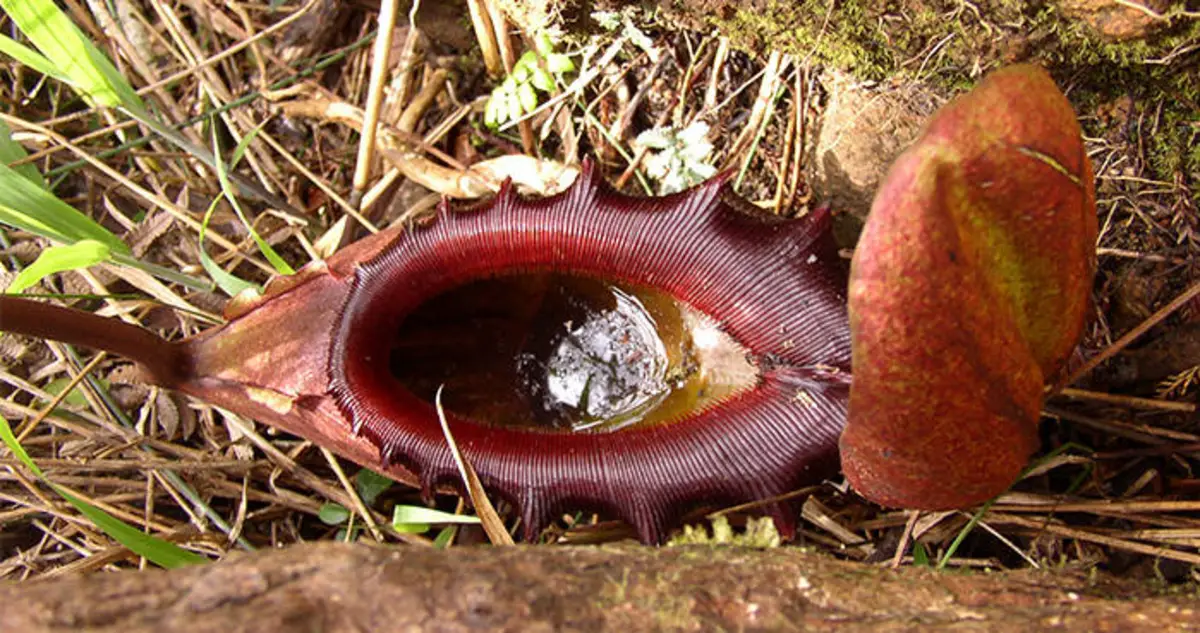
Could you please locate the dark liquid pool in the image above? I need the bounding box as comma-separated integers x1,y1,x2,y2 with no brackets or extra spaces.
389,273,758,432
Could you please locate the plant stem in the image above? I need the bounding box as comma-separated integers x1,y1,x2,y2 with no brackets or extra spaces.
0,296,185,388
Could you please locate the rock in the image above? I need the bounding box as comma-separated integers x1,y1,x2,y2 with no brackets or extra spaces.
808,71,932,221
1057,0,1169,41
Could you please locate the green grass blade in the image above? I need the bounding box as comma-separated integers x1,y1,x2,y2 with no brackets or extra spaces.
0,415,205,568
0,131,213,292
212,126,295,276
935,444,1093,569
0,0,144,110
0,201,69,243
0,121,46,188
912,541,930,566
432,525,457,548
0,416,46,478
109,251,213,292
199,198,260,297
937,497,997,569
392,504,481,535
5,239,109,293
0,34,67,84
3,1,300,215
57,487,207,567
0,161,127,252
0,4,293,212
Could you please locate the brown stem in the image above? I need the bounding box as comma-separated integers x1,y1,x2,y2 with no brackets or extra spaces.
0,297,187,388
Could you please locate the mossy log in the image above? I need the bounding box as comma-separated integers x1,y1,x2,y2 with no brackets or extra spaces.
0,543,1194,632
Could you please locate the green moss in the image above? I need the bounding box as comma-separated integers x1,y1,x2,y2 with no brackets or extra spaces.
667,515,783,547
1039,13,1200,204
718,0,895,80
713,0,1200,204
715,0,1030,83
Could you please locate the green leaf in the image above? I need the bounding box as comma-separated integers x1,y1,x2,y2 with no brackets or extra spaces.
0,0,145,110
530,67,555,93
512,53,534,83
0,161,128,253
533,32,555,55
432,525,456,548
318,503,350,525
391,504,480,534
0,415,204,568
6,239,109,293
506,87,524,122
354,469,394,506
516,82,539,115
38,376,97,409
592,10,621,31
912,541,930,566
545,53,575,75
0,120,45,189
516,50,539,71
484,90,505,129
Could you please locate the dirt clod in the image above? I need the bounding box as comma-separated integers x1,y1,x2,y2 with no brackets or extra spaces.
1057,0,1170,41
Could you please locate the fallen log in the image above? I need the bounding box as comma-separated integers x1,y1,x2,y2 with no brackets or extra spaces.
1,543,1194,632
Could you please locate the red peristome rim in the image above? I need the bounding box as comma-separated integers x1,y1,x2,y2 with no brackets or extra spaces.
329,161,851,542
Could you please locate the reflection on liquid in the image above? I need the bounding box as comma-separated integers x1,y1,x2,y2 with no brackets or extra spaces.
389,273,758,432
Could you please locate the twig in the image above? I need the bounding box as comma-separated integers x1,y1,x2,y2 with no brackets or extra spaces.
989,512,1200,566
1055,387,1196,413
890,510,919,568
723,51,788,171
320,447,383,543
350,0,402,207
702,37,729,112
772,74,797,210
1057,279,1200,389
486,0,535,154
673,34,716,126
1096,247,1191,265
611,54,667,143
14,354,106,442
1044,406,1170,445
1094,443,1200,460
466,0,502,76
968,512,1040,568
